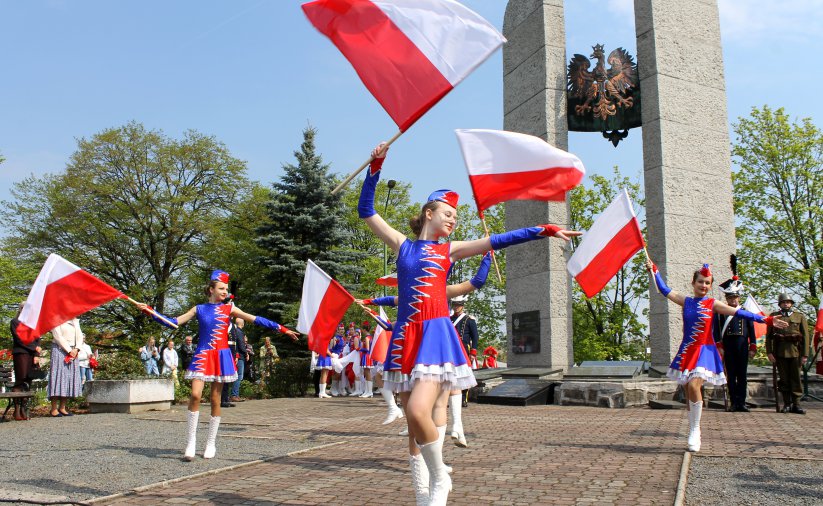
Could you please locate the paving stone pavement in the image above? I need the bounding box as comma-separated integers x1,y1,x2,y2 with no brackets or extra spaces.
74,397,823,505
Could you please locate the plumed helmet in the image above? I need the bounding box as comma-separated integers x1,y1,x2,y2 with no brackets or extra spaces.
778,292,795,304
451,295,468,305
719,276,744,296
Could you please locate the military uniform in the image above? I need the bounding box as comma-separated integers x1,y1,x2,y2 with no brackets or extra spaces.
451,311,478,355
766,307,809,411
714,313,756,410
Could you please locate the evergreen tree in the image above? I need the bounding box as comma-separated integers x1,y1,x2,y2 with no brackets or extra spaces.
254,127,365,353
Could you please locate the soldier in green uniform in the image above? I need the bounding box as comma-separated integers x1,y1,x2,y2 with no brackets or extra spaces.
766,293,809,414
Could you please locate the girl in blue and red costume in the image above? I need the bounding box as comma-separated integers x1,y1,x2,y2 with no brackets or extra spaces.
359,143,579,505
137,270,299,460
645,259,787,452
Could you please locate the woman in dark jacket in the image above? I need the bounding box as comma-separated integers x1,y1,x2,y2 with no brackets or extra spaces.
10,304,42,420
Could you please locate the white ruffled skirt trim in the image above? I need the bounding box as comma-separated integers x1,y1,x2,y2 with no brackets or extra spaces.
184,371,238,383
383,363,476,393
667,367,726,386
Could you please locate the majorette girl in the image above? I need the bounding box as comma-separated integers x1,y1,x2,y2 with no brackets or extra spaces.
358,142,578,505
137,270,298,460
646,260,787,452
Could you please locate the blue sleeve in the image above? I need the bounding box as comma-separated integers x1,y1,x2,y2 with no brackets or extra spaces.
371,296,397,307
470,253,491,289
357,158,383,219
489,225,560,250
735,308,765,324
150,312,178,329
467,318,479,351
254,316,283,332
653,269,672,297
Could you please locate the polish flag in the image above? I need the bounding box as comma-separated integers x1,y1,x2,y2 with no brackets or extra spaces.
455,129,586,213
376,272,398,287
16,254,126,344
743,295,768,345
567,190,645,298
815,300,823,334
302,0,505,132
369,306,392,364
297,260,355,357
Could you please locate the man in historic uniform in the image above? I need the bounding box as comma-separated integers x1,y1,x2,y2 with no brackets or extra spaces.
714,276,756,412
766,293,809,414
450,295,478,408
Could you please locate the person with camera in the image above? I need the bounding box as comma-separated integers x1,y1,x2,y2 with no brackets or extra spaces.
140,336,160,376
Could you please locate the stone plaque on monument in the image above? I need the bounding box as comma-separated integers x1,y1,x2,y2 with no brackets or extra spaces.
511,310,540,354
477,378,553,406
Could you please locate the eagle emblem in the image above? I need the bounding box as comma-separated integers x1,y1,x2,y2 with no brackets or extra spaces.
567,44,641,146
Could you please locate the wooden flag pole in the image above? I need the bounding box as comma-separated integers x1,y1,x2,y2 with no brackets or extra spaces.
356,301,391,330
642,245,661,294
331,130,404,195
124,296,179,329
480,216,503,283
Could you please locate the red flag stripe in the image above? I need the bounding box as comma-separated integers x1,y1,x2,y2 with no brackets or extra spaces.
573,218,645,298
307,278,354,357
469,167,585,211
302,0,452,131
16,269,124,343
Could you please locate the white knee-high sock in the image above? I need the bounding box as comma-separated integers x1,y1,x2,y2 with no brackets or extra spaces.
449,393,463,434
184,410,199,459
203,415,221,459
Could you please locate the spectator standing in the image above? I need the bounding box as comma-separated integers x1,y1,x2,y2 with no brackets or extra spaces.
10,303,41,420
179,335,195,370
244,335,255,382
261,335,279,381
140,337,160,376
163,339,179,388
47,318,84,417
767,292,810,414
229,318,248,402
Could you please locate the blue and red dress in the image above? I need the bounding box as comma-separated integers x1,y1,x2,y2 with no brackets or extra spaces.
382,239,476,392
184,303,238,383
667,297,726,385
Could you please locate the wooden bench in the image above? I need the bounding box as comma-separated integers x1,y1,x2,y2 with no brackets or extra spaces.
0,365,35,421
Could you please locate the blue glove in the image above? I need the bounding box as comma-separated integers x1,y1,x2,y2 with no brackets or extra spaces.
489,224,561,250
650,264,672,297
470,253,492,289
254,316,284,333
366,296,397,307
142,306,178,329
357,158,384,219
735,308,766,324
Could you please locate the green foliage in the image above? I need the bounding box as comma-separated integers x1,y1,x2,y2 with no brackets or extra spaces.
239,379,267,399
254,127,366,358
0,250,39,335
569,168,649,363
732,106,823,318
1,122,249,344
263,357,312,397
93,350,153,380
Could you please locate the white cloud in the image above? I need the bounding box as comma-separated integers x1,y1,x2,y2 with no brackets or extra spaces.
718,0,823,46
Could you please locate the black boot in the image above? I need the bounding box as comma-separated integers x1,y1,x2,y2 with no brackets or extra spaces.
790,403,806,415
780,393,791,413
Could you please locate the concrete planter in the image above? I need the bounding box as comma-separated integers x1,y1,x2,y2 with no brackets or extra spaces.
84,379,174,414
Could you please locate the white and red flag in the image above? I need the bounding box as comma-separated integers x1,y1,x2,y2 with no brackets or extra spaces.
455,129,586,213
369,306,392,364
567,190,645,298
815,300,823,334
376,272,397,287
16,253,126,344
743,295,768,345
302,0,505,132
297,260,355,357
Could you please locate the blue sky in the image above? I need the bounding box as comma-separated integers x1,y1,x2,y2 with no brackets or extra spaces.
1,0,821,233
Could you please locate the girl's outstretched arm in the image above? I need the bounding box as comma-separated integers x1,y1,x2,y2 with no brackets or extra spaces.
231,306,300,341
645,259,685,307
450,225,581,261
359,143,406,253
136,303,196,328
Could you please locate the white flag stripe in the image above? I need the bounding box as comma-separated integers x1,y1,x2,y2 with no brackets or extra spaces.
19,253,80,327
455,129,585,175
374,306,388,341
567,190,636,277
297,260,332,335
373,0,505,86
743,295,765,315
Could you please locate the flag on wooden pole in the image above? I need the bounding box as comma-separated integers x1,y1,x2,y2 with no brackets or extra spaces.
297,260,355,357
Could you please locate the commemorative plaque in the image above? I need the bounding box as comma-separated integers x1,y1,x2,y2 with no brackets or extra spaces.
511,310,540,354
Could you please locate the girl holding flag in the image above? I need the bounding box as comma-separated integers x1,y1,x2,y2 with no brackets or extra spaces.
358,143,578,505
137,270,298,461
645,260,787,452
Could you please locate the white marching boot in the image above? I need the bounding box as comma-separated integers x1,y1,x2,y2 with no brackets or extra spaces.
318,383,331,398
203,415,221,459
359,380,374,398
330,379,340,397
381,389,403,425
437,425,453,474
687,400,702,452
418,438,452,506
183,410,199,461
399,426,409,436
409,453,430,506
449,393,467,448
351,378,364,397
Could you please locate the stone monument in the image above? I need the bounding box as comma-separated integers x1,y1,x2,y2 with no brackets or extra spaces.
503,0,736,373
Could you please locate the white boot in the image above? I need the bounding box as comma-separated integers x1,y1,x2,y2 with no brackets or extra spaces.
436,425,453,474
203,415,221,459
184,410,199,461
381,389,403,424
687,400,702,452
418,438,452,506
318,383,331,398
360,380,374,397
330,379,340,397
449,393,467,448
399,426,409,436
351,378,364,397
409,453,429,506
